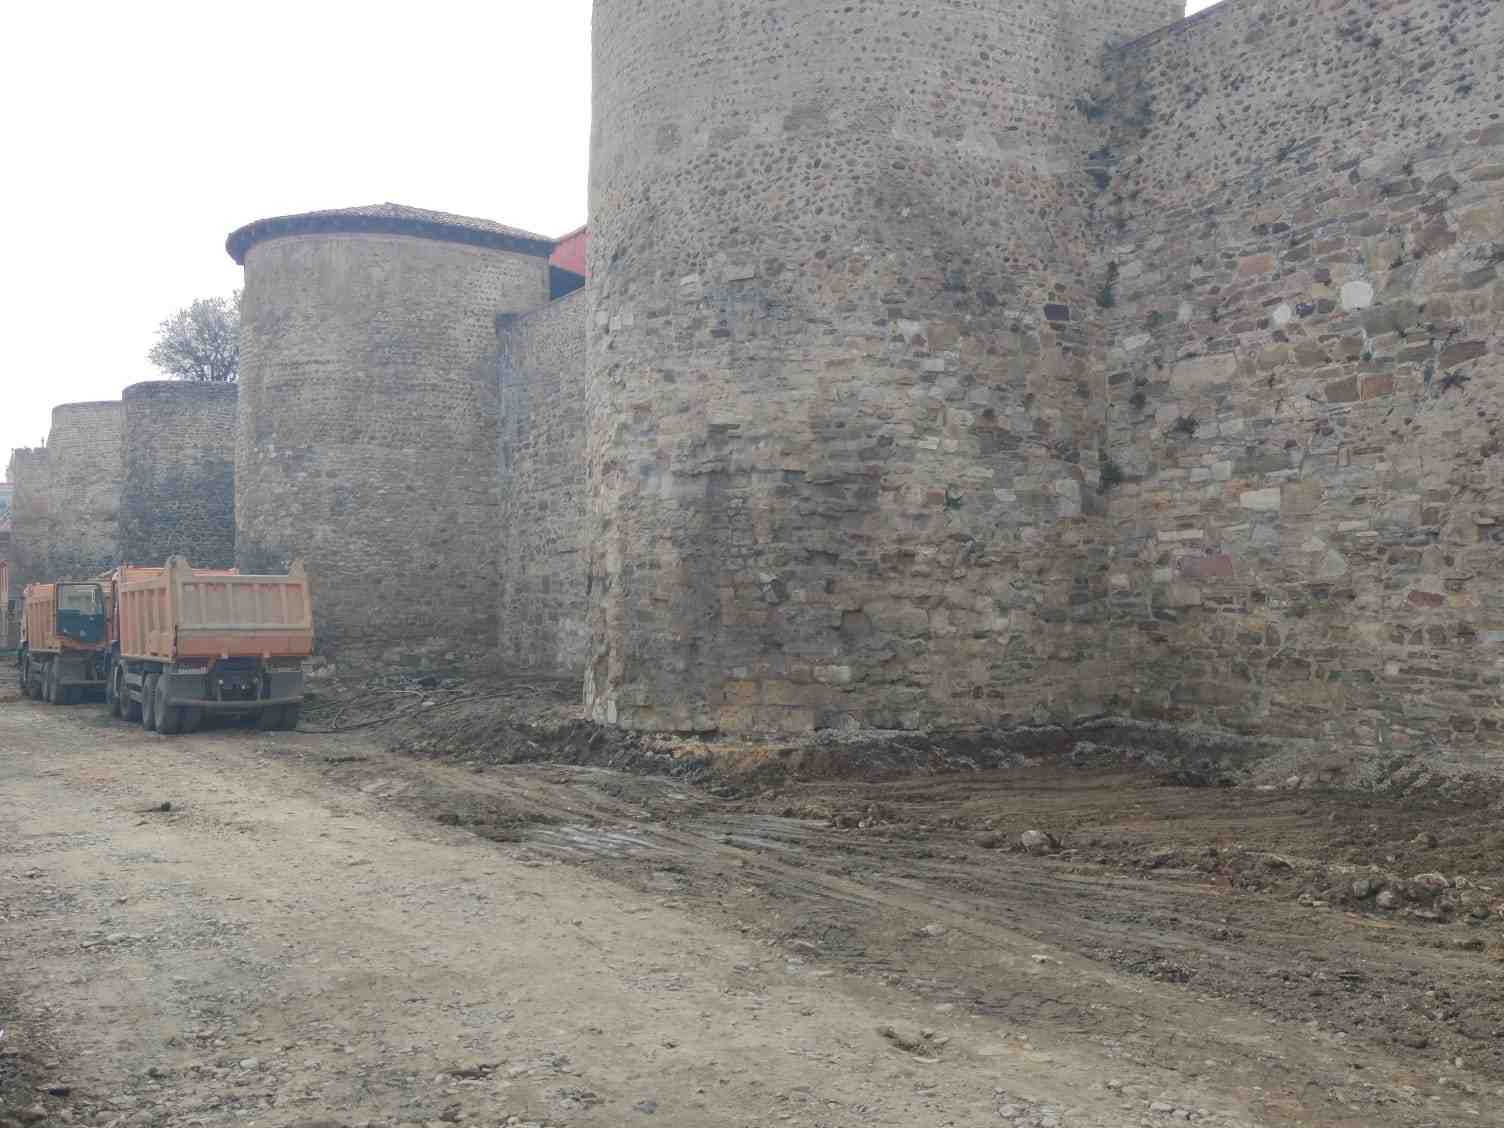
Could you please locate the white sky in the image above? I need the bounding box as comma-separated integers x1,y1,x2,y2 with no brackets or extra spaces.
1,1,1215,468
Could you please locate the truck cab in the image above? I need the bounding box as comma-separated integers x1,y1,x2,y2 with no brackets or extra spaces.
18,579,112,704
55,583,107,644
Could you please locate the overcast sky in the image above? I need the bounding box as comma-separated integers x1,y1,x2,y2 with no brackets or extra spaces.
1,1,1217,469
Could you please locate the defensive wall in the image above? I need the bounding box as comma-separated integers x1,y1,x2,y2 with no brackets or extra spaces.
0,482,12,647
6,449,49,594
8,0,1502,782
231,204,554,661
497,289,590,675
584,0,1180,733
119,381,238,568
8,390,235,589
39,402,123,582
1092,0,1504,779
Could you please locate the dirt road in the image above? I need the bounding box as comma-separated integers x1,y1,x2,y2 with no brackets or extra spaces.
1,686,1500,1128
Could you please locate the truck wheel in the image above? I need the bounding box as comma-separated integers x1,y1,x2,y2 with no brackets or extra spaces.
109,668,123,718
141,674,159,732
280,704,302,732
43,664,59,705
156,686,182,735
124,680,143,723
181,707,203,734
257,706,285,731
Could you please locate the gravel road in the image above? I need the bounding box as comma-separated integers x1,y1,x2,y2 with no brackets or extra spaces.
1,686,1498,1128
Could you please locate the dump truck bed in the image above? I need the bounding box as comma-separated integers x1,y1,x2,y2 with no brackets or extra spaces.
115,558,313,663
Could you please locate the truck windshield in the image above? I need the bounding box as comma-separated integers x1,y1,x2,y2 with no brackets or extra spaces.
58,585,104,615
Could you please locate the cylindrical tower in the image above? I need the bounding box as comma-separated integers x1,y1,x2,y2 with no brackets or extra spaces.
44,401,123,579
119,381,238,568
227,203,554,661
6,447,50,591
586,0,1178,734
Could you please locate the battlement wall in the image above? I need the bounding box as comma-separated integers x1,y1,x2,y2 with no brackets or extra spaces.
497,290,590,676
1094,0,1504,778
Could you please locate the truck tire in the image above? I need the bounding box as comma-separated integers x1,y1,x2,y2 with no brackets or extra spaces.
181,707,203,734
124,679,143,723
141,674,159,732
109,667,123,719
155,685,182,735
43,663,59,705
280,704,302,732
257,705,285,731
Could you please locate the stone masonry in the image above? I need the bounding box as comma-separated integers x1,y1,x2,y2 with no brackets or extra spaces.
231,205,554,661
584,0,1181,732
1092,0,1504,779
10,0,1503,782
6,448,50,594
40,402,123,581
497,289,590,675
576,0,1503,776
119,381,238,568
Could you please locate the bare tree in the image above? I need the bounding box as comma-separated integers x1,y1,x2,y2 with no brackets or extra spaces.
147,291,241,382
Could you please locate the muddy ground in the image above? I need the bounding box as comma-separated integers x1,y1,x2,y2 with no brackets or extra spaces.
1,675,1501,1127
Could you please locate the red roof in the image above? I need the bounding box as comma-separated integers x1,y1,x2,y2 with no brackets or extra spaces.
550,226,588,278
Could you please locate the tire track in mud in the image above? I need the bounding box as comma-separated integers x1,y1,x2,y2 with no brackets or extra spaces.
402,769,1500,1127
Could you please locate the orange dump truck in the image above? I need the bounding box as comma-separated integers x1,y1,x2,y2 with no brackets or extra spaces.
108,556,314,734
18,577,113,704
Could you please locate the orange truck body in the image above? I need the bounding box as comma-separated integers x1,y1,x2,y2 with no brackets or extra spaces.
107,556,313,734
114,558,313,663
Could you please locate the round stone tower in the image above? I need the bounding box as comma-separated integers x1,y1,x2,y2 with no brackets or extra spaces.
119,381,238,568
227,203,555,660
586,0,1181,733
6,447,51,592
44,401,123,579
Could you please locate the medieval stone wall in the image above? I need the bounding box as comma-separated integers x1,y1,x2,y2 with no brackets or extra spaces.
6,448,49,593
119,381,238,568
10,0,1502,780
1094,0,1504,777
585,0,1179,733
497,290,590,675
42,402,122,580
236,232,551,660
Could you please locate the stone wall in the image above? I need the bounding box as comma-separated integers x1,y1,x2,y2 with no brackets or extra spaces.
236,231,551,661
0,482,13,648
6,448,48,593
585,0,1179,733
1094,0,1504,777
497,290,590,675
42,402,122,580
119,381,238,568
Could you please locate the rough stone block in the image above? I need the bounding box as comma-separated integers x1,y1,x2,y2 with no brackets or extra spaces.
1240,488,1282,512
